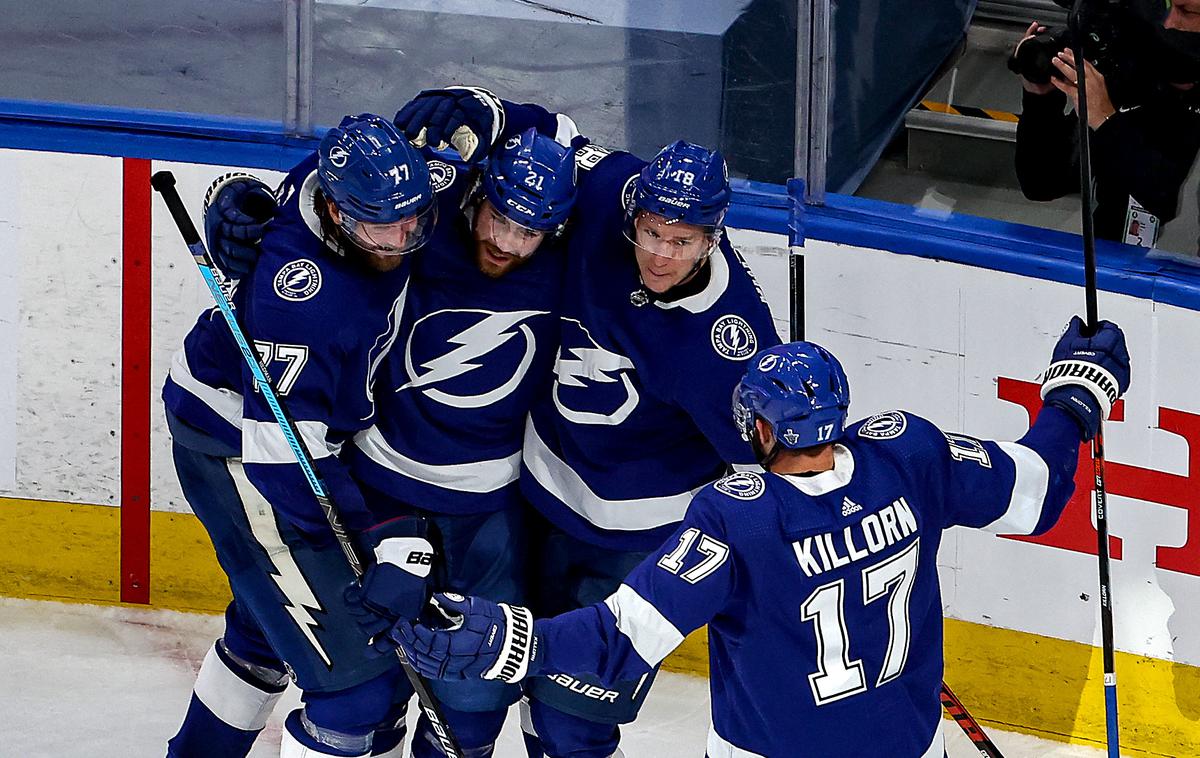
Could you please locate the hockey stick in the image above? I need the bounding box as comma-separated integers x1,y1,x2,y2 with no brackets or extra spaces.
151,171,464,758
1067,5,1120,757
940,682,1005,758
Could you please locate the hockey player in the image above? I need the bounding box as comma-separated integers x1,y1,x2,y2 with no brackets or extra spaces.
181,116,580,756
344,127,578,757
393,91,781,756
386,319,1130,758
162,114,452,758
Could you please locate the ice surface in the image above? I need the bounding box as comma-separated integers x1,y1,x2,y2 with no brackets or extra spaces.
0,598,1108,757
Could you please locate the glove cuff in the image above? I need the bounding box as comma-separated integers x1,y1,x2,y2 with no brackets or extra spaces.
1040,359,1118,418
482,603,536,683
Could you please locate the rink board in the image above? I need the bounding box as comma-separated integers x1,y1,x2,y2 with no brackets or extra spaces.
0,126,1198,755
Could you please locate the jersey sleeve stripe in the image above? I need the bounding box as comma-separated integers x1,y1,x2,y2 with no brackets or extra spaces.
554,113,581,147
242,419,337,464
985,441,1051,535
524,418,698,531
603,583,684,669
168,347,243,430
353,425,521,493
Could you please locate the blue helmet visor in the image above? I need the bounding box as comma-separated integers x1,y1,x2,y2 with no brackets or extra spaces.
623,207,721,261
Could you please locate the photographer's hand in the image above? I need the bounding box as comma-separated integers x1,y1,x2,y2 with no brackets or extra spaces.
1016,22,1055,95
1052,49,1117,129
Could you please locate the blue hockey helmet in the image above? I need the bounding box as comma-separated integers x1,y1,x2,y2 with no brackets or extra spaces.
482,128,578,235
733,342,851,450
631,141,730,227
625,141,730,262
318,113,436,255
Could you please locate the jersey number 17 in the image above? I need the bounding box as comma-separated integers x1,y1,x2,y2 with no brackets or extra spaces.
800,538,920,705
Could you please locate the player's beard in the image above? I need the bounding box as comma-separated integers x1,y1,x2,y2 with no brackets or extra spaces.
475,239,531,279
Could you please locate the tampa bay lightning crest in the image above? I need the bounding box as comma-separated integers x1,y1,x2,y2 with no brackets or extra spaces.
553,318,639,425
399,308,548,409
714,471,765,500
274,259,322,301
858,411,907,440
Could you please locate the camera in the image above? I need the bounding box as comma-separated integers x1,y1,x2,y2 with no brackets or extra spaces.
1007,0,1200,105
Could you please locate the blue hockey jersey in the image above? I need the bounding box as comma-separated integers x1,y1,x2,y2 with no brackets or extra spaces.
521,143,781,552
533,406,1083,757
164,150,461,534
347,204,565,516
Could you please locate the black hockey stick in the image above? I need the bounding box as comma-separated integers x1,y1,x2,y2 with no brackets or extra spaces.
1068,4,1120,755
151,170,464,758
941,682,1005,757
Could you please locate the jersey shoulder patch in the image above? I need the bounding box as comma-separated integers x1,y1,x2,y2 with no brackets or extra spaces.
856,410,908,440
273,258,322,301
712,471,766,500
710,314,758,361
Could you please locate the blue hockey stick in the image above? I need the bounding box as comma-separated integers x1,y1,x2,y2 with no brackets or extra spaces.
151,170,464,758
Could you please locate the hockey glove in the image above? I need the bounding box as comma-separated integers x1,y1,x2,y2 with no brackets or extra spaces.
1041,315,1130,441
343,517,436,643
203,173,277,279
389,593,538,683
393,86,506,164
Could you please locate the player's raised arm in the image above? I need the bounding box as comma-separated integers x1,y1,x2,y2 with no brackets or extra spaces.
393,85,580,163
936,316,1129,535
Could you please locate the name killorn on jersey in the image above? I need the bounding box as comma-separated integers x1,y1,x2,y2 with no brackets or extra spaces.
792,497,918,577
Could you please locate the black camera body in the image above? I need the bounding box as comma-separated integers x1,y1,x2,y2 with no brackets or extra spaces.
1008,0,1200,106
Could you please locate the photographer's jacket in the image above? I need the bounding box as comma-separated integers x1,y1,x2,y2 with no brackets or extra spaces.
1016,86,1200,243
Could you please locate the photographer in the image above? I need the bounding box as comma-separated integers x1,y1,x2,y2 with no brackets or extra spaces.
1012,3,1200,247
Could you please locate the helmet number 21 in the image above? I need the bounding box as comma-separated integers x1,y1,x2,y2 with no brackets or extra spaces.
800,538,919,705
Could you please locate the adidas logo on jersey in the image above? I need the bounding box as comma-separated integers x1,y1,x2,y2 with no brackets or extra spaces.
841,497,862,517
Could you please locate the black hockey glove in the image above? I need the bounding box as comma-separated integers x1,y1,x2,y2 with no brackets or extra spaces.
1041,316,1130,441
203,173,276,279
393,86,506,164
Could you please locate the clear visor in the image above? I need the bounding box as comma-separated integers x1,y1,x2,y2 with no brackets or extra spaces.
624,208,720,261
477,202,546,258
340,204,437,256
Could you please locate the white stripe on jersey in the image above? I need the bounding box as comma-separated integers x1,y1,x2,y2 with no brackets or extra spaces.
169,347,243,430
706,728,767,758
603,583,684,668
986,441,1051,535
193,644,281,731
227,461,332,667
353,425,521,493
242,419,338,464
554,113,581,147
523,417,699,531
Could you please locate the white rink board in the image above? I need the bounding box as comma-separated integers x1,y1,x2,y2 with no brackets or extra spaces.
805,238,1200,667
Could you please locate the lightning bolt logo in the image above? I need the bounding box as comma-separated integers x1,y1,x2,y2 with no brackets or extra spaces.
285,269,310,289
400,309,547,409
228,462,332,668
273,259,322,302
552,318,640,426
